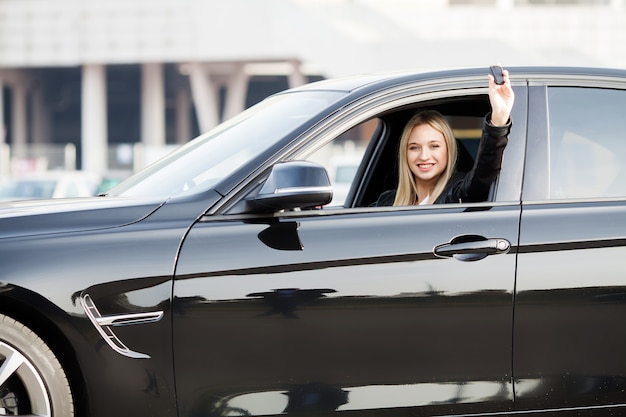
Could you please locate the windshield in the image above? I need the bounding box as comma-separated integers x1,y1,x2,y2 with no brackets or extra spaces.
108,90,344,198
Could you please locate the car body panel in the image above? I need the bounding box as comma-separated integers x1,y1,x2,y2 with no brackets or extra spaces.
173,203,521,416
515,200,626,411
0,213,187,416
0,196,164,238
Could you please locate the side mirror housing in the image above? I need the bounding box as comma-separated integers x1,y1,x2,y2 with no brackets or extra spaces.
240,161,333,213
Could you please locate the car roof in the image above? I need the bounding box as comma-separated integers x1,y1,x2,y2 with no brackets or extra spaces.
289,66,626,94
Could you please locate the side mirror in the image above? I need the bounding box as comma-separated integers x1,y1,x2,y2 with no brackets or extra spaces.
242,161,333,213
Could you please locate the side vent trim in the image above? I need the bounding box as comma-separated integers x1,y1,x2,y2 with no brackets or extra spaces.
80,294,163,359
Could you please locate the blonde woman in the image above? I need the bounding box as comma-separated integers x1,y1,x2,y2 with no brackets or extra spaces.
375,68,515,206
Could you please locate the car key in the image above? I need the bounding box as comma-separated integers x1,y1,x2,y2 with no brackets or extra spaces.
490,65,504,85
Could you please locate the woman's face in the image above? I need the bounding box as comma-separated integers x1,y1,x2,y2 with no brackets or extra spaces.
406,123,448,186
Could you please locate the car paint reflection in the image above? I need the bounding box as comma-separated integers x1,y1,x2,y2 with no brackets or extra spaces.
205,380,512,416
515,376,626,412
247,288,337,318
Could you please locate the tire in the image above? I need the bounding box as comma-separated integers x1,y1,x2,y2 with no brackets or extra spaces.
0,313,74,416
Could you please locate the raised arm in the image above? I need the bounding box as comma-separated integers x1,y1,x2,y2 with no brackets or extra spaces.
488,67,515,127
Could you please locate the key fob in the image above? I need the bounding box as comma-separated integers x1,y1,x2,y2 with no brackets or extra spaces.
490,65,504,85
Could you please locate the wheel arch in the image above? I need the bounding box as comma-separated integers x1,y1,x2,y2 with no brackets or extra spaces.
0,293,89,416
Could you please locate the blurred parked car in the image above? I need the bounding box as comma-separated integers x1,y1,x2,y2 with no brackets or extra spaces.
0,171,101,201
95,171,132,195
1,66,626,417
327,155,362,206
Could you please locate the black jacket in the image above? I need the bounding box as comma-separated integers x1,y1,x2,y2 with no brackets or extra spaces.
374,114,511,206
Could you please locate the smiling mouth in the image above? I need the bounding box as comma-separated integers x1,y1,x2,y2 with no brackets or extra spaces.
417,163,434,171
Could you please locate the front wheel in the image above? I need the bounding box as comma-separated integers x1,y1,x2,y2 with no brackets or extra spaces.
0,314,74,416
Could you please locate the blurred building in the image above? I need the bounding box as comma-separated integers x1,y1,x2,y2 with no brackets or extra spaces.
0,0,624,177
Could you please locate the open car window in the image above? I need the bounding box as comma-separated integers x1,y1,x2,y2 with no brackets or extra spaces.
304,94,492,208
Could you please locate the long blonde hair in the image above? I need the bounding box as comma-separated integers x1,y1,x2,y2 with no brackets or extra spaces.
394,110,457,206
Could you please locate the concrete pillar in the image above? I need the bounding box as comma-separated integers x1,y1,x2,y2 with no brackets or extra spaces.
0,143,9,179
223,65,249,121
287,60,307,89
141,63,166,146
81,64,108,174
0,77,4,145
0,79,7,178
31,85,49,144
188,62,219,134
175,89,191,144
11,82,28,152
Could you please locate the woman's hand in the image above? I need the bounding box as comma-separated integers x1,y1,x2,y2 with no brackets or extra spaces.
488,67,515,126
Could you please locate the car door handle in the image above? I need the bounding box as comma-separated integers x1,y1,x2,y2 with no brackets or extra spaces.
434,235,510,262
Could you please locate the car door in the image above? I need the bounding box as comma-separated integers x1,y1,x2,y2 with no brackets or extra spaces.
514,82,626,412
172,84,527,417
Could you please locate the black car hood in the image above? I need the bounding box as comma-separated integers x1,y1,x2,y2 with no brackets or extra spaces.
0,196,165,239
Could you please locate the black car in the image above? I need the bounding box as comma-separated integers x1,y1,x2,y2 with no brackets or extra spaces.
1,66,626,417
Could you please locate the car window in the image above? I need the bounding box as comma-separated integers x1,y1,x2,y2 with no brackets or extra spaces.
108,90,345,198
547,87,626,199
304,94,494,208
305,119,380,207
